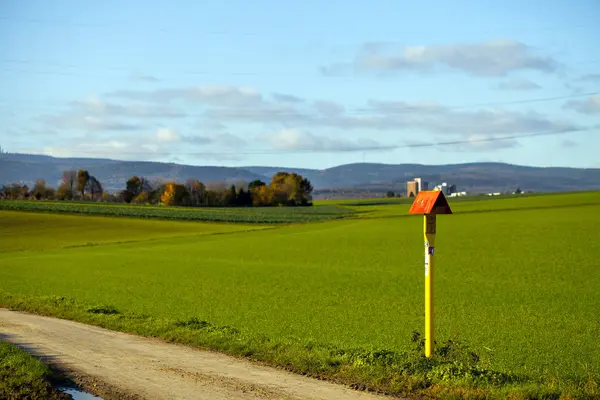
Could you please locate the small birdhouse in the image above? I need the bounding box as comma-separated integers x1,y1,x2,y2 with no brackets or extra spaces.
408,190,452,215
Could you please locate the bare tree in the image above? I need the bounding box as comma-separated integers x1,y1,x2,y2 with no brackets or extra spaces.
58,170,77,200
185,179,206,206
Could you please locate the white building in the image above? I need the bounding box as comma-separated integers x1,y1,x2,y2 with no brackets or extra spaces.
414,177,428,192
407,177,428,196
434,182,448,193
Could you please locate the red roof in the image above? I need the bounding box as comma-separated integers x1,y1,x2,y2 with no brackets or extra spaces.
408,190,453,215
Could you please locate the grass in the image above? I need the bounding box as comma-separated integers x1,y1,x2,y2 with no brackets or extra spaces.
0,200,354,223
1,191,599,399
0,341,68,400
0,211,269,253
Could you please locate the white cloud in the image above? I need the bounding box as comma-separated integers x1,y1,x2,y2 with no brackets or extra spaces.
272,93,304,103
36,140,139,160
32,82,587,157
191,88,579,143
262,129,396,152
141,143,160,153
40,114,142,131
72,96,185,118
155,128,180,142
365,100,444,114
107,140,127,149
238,96,581,153
204,102,306,123
29,131,182,161
109,85,264,107
563,95,600,114
92,84,578,145
180,132,246,148
40,96,186,132
326,39,558,77
363,100,578,135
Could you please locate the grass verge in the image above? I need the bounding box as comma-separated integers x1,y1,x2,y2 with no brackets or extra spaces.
2,292,598,400
0,340,69,400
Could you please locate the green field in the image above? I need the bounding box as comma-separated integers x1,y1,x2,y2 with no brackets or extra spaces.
1,192,599,399
0,211,269,253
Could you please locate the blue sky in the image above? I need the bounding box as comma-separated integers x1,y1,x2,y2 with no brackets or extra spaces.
1,0,599,169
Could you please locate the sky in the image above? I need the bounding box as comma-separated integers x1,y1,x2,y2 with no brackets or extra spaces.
1,0,599,169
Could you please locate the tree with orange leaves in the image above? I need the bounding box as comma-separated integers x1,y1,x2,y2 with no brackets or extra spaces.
160,182,189,206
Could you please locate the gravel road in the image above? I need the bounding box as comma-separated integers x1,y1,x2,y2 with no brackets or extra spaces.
0,309,389,400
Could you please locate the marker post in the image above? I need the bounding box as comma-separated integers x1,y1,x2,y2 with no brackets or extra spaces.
409,191,452,357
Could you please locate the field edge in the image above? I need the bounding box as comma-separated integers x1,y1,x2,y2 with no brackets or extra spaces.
0,340,71,400
1,292,597,400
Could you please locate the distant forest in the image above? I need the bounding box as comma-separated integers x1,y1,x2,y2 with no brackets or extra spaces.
0,169,314,207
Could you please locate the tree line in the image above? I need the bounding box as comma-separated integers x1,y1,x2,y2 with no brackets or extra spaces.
0,169,314,207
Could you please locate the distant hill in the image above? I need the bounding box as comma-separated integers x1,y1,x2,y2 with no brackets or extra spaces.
1,153,600,195
0,153,265,192
245,162,600,194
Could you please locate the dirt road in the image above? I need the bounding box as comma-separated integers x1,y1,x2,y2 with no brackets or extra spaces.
0,309,389,400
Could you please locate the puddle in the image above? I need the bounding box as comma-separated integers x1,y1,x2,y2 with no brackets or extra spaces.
59,387,103,400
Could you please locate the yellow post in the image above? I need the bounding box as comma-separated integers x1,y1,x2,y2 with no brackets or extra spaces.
424,214,436,358
409,190,451,357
